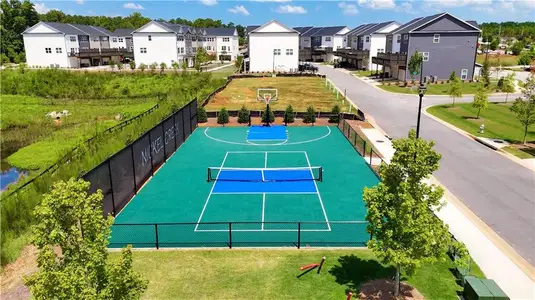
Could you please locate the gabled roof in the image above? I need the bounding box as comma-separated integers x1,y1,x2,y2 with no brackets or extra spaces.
466,20,479,29
391,17,424,34
203,27,236,36
395,12,480,34
346,24,366,36
347,23,377,36
26,22,87,35
70,24,112,36
112,28,134,37
302,27,323,37
293,26,314,34
246,25,260,35
358,21,397,36
312,26,348,36
249,20,299,34
147,21,192,34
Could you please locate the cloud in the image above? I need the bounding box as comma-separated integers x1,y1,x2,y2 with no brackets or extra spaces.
34,2,53,13
75,0,84,4
358,0,396,9
422,0,492,8
338,2,358,15
228,5,250,15
275,4,307,14
200,0,218,6
251,0,291,2
396,1,417,13
123,3,144,10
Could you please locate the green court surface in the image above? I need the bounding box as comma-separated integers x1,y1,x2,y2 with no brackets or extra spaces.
111,126,379,248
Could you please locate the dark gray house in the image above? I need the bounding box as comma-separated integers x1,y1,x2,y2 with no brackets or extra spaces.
293,26,349,62
372,13,480,81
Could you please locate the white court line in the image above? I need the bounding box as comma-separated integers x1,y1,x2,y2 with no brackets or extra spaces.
211,192,319,195
264,152,268,168
195,229,331,232
207,166,322,170
304,152,331,231
261,193,266,231
204,127,331,146
227,151,306,154
194,152,229,232
246,139,288,142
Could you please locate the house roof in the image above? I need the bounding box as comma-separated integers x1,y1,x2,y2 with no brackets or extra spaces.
358,21,397,36
203,27,236,36
302,27,323,37
293,26,314,34
466,20,479,29
70,24,113,36
390,17,424,34
347,23,377,36
346,24,366,36
395,13,480,34
246,25,260,35
151,21,192,34
111,28,134,37
249,20,299,34
312,26,348,36
24,21,114,36
36,22,88,35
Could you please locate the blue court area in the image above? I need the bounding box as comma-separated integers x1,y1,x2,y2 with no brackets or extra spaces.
247,125,287,141
110,126,379,248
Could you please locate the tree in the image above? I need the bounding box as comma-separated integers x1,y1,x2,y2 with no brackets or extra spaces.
149,62,157,74
159,62,167,75
510,75,535,144
109,60,116,71
449,71,457,82
24,178,147,299
129,61,135,71
197,106,208,123
171,62,179,74
363,130,467,297
117,62,124,72
447,76,463,107
518,47,535,65
195,47,209,72
217,108,229,126
283,105,295,124
490,38,499,51
138,63,146,73
181,60,188,74
329,104,341,123
501,72,516,102
473,87,489,119
480,59,491,88
237,105,250,124
511,41,525,55
0,0,39,63
407,51,423,82
303,105,316,124
261,104,275,124
235,56,244,72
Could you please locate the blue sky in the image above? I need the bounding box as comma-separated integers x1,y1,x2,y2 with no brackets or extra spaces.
33,0,535,28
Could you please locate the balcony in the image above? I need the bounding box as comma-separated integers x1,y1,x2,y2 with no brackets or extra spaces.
69,48,133,58
333,48,369,60
372,52,407,65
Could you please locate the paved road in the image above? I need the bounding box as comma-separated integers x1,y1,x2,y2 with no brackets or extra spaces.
318,66,535,266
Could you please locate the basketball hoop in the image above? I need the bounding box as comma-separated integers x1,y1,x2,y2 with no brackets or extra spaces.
257,88,278,104
265,94,271,105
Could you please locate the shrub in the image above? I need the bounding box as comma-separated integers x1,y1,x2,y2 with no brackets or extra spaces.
197,106,208,123
261,104,275,124
329,105,341,123
283,105,295,124
129,61,135,70
217,108,229,126
237,105,250,124
303,105,316,124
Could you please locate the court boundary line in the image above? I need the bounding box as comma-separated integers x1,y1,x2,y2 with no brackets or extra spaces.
204,126,332,146
211,192,318,195
261,193,266,231
194,152,229,232
304,152,331,231
194,228,331,232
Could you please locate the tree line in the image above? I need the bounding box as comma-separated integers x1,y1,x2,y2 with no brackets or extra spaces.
480,21,535,43
0,0,246,64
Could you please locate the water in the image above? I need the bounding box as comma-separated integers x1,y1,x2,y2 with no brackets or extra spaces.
1,167,23,190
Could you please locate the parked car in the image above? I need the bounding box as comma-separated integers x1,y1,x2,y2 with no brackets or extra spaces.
299,62,318,72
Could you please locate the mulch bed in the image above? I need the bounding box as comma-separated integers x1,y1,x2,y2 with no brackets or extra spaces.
358,279,424,300
199,117,334,127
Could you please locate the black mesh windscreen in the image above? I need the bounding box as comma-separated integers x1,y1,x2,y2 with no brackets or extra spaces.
149,124,165,170
190,100,198,131
183,104,191,140
83,161,114,217
163,116,176,159
174,110,184,147
132,133,152,190
109,147,135,214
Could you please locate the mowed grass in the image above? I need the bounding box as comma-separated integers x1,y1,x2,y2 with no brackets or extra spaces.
378,81,496,95
110,249,484,300
476,54,519,67
352,70,374,77
205,77,351,112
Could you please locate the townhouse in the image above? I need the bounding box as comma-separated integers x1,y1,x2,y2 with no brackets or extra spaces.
201,27,239,61
23,21,134,68
294,26,349,62
372,13,480,81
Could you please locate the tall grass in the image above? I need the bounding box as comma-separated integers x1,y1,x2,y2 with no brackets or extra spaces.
0,68,228,266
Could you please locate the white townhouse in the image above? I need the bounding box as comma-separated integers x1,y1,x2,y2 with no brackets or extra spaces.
201,27,239,61
110,28,134,51
247,20,299,73
23,21,134,68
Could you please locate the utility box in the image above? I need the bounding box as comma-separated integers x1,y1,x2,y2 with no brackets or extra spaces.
463,276,510,300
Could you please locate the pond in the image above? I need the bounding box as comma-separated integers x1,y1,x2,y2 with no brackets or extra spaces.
1,143,26,191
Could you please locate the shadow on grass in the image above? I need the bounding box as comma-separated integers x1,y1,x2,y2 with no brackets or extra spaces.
328,255,397,296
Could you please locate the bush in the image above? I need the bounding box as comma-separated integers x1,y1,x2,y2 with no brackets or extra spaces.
303,105,316,124
217,108,229,125
261,104,275,124
197,106,208,123
511,41,524,55
283,105,295,124
237,105,250,124
329,105,341,123
497,77,505,89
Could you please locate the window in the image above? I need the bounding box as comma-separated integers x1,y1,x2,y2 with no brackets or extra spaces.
70,48,75,53
286,49,293,55
148,35,152,41
180,47,184,54
365,36,370,42
397,35,401,43
325,36,332,42
377,49,384,53
304,38,309,42
79,36,88,41
404,34,408,40
192,47,197,52
101,37,108,41
422,52,429,61
353,37,357,42
206,46,211,51
69,36,76,42
222,46,227,51
178,35,184,41
129,46,133,51
223,37,230,42
93,37,99,42
56,48,62,53
192,36,197,41
112,37,118,42
433,34,440,43
118,37,124,43
140,47,147,53
461,69,468,80
273,49,281,55
45,47,51,53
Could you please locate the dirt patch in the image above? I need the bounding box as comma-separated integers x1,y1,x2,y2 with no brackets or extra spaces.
0,245,38,300
358,279,425,300
199,117,334,127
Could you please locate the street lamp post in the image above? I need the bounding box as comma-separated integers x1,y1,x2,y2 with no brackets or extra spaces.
416,62,427,139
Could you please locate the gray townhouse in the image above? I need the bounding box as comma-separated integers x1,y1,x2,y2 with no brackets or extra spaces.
293,26,349,62
372,13,480,81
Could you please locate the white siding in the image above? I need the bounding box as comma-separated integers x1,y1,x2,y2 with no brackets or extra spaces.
333,35,345,50
369,34,387,70
23,34,76,68
89,35,101,49
133,32,178,66
65,35,79,54
231,36,239,60
321,36,333,48
110,36,127,49
216,36,232,58
392,33,401,53
300,37,311,49
249,33,298,72
377,23,399,34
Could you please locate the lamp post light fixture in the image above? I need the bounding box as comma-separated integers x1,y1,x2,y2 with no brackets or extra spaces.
416,81,427,139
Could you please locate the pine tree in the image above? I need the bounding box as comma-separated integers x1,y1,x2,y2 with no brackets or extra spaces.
217,108,229,126
283,105,295,124
329,104,341,123
303,105,316,124
262,104,275,124
237,105,250,123
197,106,208,123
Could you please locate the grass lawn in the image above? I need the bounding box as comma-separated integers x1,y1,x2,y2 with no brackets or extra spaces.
1,95,156,170
352,70,373,77
427,103,535,158
210,65,237,79
205,76,351,112
378,81,499,95
476,54,519,67
110,249,484,300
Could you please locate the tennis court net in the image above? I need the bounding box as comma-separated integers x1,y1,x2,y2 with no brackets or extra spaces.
207,166,323,182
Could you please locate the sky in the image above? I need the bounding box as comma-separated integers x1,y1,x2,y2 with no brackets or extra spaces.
33,0,535,28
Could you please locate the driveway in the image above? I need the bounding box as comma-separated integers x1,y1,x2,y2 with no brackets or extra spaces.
318,65,535,266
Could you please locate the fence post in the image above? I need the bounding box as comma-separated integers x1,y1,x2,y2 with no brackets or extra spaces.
107,160,116,216
130,144,137,194
228,222,232,249
297,222,301,249
369,148,373,165
363,140,367,157
154,224,159,249
173,113,178,150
